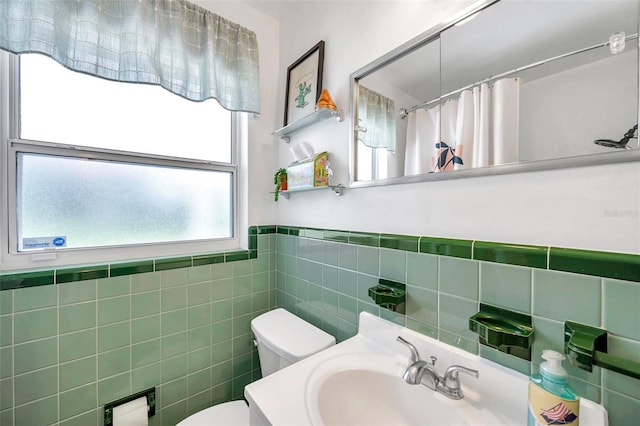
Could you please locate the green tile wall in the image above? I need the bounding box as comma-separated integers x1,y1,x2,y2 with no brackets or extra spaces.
0,232,277,426
274,226,640,426
1,225,639,425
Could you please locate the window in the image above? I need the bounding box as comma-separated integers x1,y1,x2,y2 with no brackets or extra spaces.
1,53,245,270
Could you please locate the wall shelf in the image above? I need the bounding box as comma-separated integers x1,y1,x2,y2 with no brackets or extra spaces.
273,108,343,142
277,184,346,199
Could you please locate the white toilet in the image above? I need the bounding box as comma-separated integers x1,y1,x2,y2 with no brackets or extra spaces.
177,308,336,425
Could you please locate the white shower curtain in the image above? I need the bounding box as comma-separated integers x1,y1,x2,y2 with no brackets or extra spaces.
405,77,520,174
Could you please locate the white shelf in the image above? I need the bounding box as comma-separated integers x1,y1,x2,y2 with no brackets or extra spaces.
273,108,343,142
276,184,346,200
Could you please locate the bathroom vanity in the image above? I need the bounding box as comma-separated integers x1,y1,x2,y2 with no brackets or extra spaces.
245,312,608,425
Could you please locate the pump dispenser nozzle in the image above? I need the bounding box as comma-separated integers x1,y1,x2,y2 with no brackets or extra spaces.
540,350,568,377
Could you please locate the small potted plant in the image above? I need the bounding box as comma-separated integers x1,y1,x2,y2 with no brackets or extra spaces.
274,167,288,201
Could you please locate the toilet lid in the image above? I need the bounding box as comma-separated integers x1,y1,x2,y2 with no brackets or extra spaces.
176,400,249,425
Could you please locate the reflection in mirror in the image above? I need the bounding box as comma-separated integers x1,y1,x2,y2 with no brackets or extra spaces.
350,0,639,186
355,36,440,181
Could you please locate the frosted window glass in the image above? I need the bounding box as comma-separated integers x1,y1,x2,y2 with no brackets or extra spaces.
20,54,231,163
17,153,232,250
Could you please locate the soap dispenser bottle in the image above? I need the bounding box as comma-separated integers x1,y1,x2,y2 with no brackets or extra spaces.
528,350,579,426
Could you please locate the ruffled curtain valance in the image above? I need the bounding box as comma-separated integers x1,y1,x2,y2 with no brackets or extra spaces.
0,0,260,113
357,85,396,152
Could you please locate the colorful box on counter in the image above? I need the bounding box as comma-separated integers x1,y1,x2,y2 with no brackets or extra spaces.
287,151,329,189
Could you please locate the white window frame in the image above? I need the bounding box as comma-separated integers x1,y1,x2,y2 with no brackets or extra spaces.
0,51,248,271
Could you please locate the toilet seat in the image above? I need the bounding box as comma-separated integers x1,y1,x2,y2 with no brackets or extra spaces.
176,400,249,425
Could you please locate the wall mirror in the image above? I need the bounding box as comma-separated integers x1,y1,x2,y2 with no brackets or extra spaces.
350,0,640,186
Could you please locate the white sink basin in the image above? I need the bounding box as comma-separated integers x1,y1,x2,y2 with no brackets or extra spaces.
245,312,608,426
306,354,476,425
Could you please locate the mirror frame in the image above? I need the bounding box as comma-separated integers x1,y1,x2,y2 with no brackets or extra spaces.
348,0,640,189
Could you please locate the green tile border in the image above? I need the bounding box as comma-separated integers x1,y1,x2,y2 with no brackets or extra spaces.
110,261,154,277
2,225,639,292
380,234,419,252
420,237,473,259
0,270,54,290
549,248,640,283
474,241,547,269
56,266,109,284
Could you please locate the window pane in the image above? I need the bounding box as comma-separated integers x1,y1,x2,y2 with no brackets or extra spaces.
17,153,232,251
20,54,231,162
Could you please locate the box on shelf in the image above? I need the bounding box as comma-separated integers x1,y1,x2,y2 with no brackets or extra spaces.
287,151,329,190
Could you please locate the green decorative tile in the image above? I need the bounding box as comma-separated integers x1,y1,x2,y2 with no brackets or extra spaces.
438,293,478,341
338,243,358,271
162,309,187,336
480,262,532,313
1,377,12,410
193,254,225,266
225,251,250,262
132,362,160,394
14,366,58,405
0,347,12,379
132,339,161,368
132,315,160,344
299,228,324,239
161,286,187,312
550,247,640,282
97,295,130,326
161,376,188,407
257,225,277,234
439,329,478,355
131,272,161,293
474,241,547,268
161,353,188,383
406,286,438,328
57,266,108,284
131,291,161,318
98,276,130,299
98,322,130,353
357,246,380,276
14,308,57,343
0,270,54,290
97,372,131,405
276,226,289,235
532,269,601,325
0,290,12,314
407,252,438,290
14,284,57,311
479,344,530,375
59,329,96,362
379,248,407,283
14,395,58,426
188,304,211,329
248,235,258,251
439,257,479,300
249,226,258,235
60,383,96,421
59,410,97,426
603,279,640,340
98,347,130,379
603,389,640,426
187,369,211,396
110,261,154,277
349,231,380,247
162,332,188,359
14,337,58,374
0,316,11,347
323,229,350,243
58,280,96,305
420,237,473,259
60,356,96,391
156,257,192,271
380,233,419,252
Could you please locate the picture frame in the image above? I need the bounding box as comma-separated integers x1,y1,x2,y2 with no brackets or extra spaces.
283,40,325,126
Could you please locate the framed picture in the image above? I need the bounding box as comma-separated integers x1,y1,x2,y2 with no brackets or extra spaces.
284,40,325,126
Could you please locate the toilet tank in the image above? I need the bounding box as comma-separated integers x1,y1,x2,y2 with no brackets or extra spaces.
251,308,336,377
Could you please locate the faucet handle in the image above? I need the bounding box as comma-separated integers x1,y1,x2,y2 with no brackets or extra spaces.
443,365,479,388
396,336,421,363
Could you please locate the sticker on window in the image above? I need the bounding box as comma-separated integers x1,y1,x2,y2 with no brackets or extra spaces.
23,236,67,249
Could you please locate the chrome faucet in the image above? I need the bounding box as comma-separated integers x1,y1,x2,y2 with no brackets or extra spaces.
396,336,479,400
437,365,479,400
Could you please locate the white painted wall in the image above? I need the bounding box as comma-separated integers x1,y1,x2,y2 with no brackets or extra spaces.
239,0,639,254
